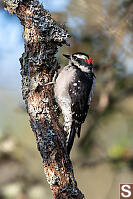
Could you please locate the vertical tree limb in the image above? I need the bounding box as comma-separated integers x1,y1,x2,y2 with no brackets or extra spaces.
4,0,85,198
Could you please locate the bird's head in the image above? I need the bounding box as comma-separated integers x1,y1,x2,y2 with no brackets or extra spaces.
63,52,94,72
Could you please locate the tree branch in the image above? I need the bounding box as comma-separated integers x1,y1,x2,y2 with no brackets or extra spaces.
4,0,85,198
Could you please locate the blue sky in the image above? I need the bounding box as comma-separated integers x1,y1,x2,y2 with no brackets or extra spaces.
0,10,24,90
40,0,71,12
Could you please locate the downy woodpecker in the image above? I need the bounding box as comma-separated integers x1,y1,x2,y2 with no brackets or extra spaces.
54,52,96,155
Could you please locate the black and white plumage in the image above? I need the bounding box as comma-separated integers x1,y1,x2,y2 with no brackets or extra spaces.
54,52,96,155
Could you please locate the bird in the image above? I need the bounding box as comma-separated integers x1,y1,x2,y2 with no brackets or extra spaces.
54,52,96,155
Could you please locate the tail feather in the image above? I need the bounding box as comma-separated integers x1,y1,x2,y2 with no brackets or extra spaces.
67,122,81,155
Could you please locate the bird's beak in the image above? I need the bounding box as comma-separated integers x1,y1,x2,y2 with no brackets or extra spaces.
63,54,70,59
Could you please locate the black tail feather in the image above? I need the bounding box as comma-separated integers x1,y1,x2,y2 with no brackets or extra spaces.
67,122,81,155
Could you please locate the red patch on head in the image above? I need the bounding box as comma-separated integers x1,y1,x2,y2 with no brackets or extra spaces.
85,56,94,65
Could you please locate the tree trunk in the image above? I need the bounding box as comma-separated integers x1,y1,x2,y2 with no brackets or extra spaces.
4,0,85,198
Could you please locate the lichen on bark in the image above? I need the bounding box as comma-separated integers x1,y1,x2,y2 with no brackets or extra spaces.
4,0,85,198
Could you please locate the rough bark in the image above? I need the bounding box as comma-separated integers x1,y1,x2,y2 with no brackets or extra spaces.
4,0,85,198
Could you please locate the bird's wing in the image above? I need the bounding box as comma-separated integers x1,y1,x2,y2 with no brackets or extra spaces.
68,70,94,129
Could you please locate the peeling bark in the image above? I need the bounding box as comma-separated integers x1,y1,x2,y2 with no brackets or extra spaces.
4,0,85,198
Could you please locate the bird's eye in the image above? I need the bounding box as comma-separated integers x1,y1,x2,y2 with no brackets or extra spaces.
74,56,78,60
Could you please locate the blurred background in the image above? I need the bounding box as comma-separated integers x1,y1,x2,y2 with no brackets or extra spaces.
0,0,133,198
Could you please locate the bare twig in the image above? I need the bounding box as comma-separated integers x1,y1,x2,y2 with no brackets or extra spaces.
4,0,85,198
